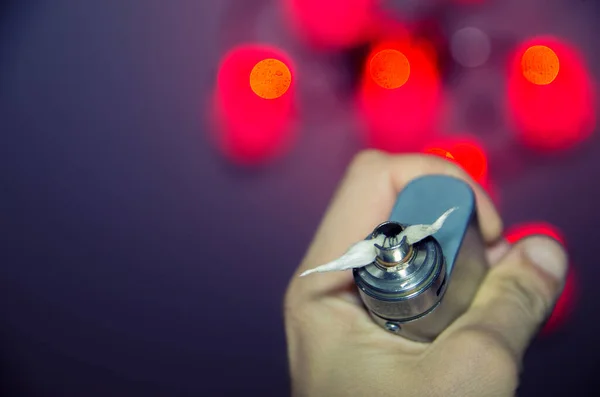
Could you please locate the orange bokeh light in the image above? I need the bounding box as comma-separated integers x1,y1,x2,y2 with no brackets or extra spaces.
425,147,455,160
521,45,560,86
249,58,292,100
505,222,577,334
370,49,410,89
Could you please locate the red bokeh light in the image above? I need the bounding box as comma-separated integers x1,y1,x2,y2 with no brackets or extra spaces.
283,0,376,49
505,222,577,334
359,38,441,152
505,222,564,245
213,45,295,164
507,36,595,151
423,137,488,185
448,141,488,183
544,270,576,333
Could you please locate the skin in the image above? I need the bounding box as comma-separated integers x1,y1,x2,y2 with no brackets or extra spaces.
284,150,567,397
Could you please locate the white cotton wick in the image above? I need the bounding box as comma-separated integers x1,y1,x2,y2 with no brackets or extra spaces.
398,207,458,245
299,207,458,277
299,235,385,277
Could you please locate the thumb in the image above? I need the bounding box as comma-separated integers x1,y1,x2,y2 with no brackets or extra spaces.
446,236,568,361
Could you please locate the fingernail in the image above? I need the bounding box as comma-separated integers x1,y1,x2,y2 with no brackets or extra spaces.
523,236,568,280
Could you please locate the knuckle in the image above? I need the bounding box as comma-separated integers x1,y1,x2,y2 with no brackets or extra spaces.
348,149,386,171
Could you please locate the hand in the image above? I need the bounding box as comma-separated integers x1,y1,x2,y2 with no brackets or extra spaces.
284,150,568,397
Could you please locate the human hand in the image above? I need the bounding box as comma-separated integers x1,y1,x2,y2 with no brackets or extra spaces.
284,150,568,397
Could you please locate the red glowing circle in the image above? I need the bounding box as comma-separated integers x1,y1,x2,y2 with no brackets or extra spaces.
214,45,295,164
423,138,488,184
284,0,375,48
507,36,595,151
359,39,441,152
505,223,576,334
448,141,488,183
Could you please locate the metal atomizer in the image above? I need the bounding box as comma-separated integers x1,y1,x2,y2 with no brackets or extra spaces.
353,175,488,342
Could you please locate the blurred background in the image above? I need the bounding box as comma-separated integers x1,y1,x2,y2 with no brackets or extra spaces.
1,0,599,396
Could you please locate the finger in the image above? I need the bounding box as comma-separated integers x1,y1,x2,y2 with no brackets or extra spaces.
486,238,510,265
287,150,502,303
444,236,568,362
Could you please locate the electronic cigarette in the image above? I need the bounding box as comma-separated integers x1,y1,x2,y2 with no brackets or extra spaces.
352,175,488,342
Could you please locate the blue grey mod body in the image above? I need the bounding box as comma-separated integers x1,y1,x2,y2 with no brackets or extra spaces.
353,175,488,342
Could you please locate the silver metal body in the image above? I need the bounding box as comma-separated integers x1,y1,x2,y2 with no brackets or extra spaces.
352,175,488,342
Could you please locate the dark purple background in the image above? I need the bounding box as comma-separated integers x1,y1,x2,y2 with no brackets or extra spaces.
1,1,599,396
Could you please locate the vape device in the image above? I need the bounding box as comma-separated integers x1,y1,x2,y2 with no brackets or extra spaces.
353,175,488,342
